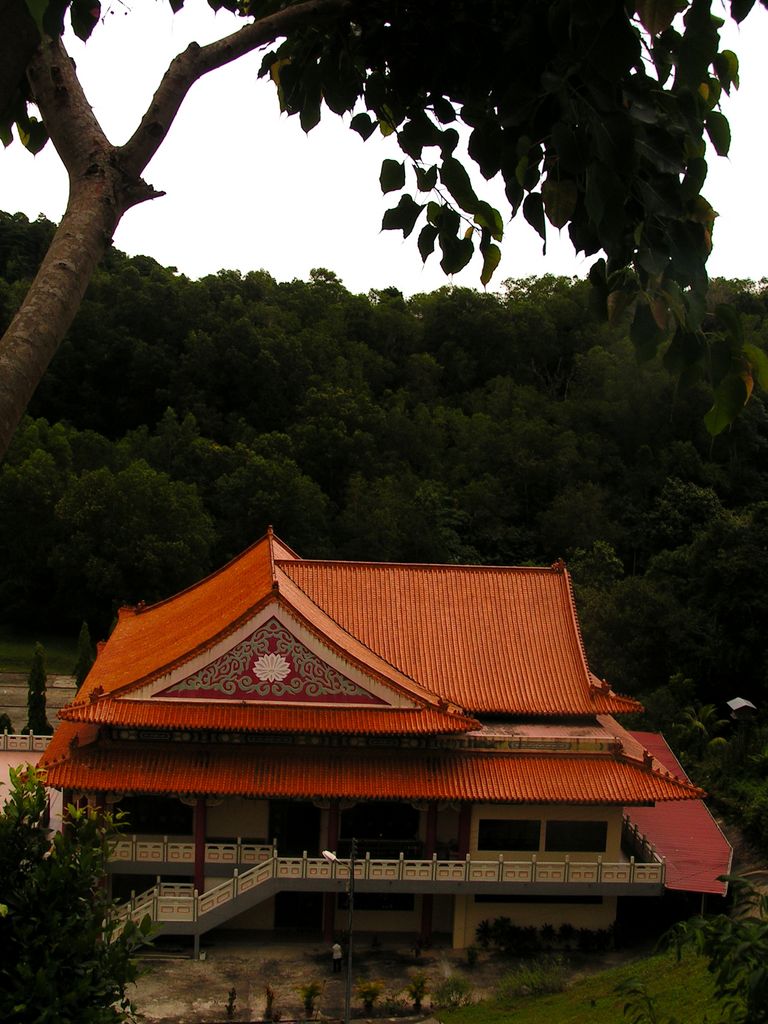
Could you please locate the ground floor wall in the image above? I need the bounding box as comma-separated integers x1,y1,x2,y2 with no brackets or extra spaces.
452,894,618,948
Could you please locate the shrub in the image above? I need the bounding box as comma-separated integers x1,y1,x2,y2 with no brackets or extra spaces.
432,974,473,1009
298,980,323,1017
495,956,568,1004
405,971,429,1012
475,919,492,949
576,926,613,953
489,918,539,956
356,978,384,1013
225,987,237,1020
264,983,277,1021
540,923,557,950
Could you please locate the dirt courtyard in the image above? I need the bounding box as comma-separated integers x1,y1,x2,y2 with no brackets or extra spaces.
131,933,498,1023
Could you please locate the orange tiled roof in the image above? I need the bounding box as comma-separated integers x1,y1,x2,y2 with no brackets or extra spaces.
278,558,637,715
68,532,638,723
75,532,284,703
58,700,477,735
41,729,701,804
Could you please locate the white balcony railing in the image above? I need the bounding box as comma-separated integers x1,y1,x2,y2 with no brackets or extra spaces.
114,850,665,931
0,731,50,752
109,836,275,866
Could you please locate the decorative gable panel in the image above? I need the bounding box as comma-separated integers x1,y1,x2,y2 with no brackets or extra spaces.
154,617,388,705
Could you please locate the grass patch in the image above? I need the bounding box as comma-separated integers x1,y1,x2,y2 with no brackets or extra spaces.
439,950,725,1024
0,625,78,674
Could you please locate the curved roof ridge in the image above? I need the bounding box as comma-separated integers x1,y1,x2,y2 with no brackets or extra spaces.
277,557,562,574
130,530,276,617
556,561,594,693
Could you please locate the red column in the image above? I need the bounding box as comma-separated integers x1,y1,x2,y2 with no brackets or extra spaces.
323,800,340,943
420,802,438,943
194,797,206,895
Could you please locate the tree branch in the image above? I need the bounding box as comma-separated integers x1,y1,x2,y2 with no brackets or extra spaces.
120,0,352,178
26,35,114,181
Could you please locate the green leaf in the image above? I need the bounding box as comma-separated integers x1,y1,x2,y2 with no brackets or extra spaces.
630,300,666,360
350,112,376,141
743,343,768,389
714,49,739,93
480,243,501,286
70,0,101,42
417,224,438,262
17,117,48,155
381,194,424,238
473,201,503,241
439,128,460,157
438,234,473,275
398,114,441,160
681,156,708,201
439,157,478,214
523,193,546,247
24,0,48,33
705,372,750,435
730,0,756,23
541,178,577,229
379,159,405,195
705,111,731,156
431,96,456,124
715,303,743,346
415,165,438,192
635,0,687,35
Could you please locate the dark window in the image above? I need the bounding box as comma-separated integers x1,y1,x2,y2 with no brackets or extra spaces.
339,801,421,858
544,820,607,852
338,892,415,911
116,796,193,836
477,819,541,851
474,894,603,904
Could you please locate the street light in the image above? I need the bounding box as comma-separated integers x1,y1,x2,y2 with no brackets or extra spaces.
322,838,357,1024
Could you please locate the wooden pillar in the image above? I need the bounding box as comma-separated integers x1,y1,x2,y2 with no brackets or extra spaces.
323,800,340,943
420,803,438,943
457,802,472,858
194,797,206,896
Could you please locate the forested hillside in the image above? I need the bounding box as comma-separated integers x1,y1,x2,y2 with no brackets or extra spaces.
2,211,767,746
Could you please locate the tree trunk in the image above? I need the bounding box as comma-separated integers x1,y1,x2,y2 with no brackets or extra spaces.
0,180,119,457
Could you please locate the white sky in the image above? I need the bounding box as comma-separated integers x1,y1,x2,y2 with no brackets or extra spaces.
1,2,766,295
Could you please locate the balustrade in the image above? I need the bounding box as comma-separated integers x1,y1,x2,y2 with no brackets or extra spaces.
113,848,665,932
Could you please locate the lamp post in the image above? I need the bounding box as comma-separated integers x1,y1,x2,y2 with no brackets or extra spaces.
322,838,357,1024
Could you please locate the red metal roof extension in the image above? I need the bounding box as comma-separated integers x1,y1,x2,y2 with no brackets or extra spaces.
626,732,732,895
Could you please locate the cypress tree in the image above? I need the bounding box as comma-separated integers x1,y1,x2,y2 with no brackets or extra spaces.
72,621,95,691
23,642,51,735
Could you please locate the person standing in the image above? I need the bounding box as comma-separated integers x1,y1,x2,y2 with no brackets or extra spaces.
331,941,342,974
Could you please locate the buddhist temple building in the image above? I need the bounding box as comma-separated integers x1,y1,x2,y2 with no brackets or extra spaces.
40,529,703,951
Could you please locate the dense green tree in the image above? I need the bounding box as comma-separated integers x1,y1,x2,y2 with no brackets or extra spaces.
0,767,147,1022
72,621,95,691
22,641,51,735
50,460,215,630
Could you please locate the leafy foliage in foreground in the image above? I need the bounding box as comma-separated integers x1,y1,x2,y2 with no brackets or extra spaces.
0,767,149,1022
261,0,768,430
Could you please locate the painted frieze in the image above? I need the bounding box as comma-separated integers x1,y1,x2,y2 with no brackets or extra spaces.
155,617,387,705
